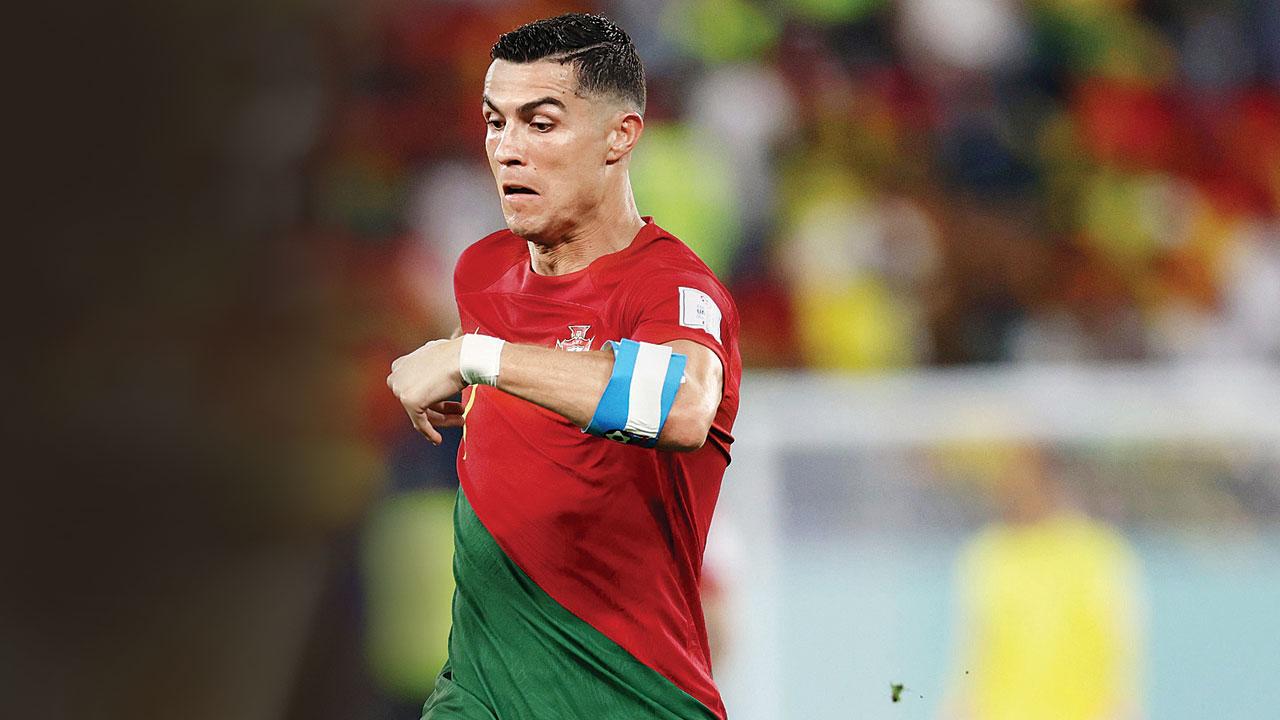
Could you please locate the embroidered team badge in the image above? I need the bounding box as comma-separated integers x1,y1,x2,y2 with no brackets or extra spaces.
556,324,595,352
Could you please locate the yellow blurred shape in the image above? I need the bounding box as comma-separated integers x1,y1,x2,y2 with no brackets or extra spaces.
362,489,458,701
663,0,780,62
794,279,916,370
952,514,1145,720
629,122,741,276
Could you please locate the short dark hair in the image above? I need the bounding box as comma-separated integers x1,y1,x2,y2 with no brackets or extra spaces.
491,13,646,113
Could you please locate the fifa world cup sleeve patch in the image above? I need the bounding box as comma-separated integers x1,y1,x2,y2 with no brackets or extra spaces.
677,287,722,343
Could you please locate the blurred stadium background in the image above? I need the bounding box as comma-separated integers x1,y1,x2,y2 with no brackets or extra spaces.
9,0,1280,719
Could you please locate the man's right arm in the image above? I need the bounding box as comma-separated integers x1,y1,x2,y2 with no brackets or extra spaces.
387,335,718,452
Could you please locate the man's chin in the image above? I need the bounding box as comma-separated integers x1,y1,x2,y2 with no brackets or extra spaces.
505,215,550,244
505,220,536,239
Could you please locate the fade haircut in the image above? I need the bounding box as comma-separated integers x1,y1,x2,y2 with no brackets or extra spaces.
491,13,646,114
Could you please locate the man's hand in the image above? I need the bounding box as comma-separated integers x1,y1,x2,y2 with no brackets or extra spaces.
387,338,467,445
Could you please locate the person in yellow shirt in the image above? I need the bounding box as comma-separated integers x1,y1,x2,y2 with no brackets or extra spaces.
942,444,1146,720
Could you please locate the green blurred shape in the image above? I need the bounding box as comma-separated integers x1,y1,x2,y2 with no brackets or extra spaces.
630,122,742,277
782,0,888,24
1079,169,1162,270
1030,1,1175,82
362,488,457,701
663,0,780,62
776,149,868,228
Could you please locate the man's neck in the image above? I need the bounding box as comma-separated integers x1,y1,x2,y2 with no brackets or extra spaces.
527,192,645,277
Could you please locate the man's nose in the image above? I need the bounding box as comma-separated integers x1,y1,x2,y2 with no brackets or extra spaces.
493,128,525,166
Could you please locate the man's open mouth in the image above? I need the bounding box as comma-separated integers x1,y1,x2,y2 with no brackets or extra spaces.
502,184,538,196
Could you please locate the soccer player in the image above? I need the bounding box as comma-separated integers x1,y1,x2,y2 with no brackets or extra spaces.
385,13,741,720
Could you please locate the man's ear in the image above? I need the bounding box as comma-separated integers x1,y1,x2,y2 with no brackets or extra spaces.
605,110,644,164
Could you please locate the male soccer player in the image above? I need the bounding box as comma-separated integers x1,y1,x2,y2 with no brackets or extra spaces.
385,13,741,720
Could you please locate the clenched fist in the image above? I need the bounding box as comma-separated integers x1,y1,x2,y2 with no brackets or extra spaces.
387,338,467,445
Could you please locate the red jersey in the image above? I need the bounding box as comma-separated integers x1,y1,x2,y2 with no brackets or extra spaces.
452,218,740,718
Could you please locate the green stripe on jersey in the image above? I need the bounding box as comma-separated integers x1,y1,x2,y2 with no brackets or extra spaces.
421,489,717,720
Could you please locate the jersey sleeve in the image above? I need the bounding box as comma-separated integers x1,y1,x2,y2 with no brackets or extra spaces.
624,269,736,373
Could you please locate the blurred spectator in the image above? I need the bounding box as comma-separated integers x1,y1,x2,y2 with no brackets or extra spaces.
941,444,1146,720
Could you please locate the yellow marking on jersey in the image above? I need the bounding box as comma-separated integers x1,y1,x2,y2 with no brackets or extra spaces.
461,385,479,460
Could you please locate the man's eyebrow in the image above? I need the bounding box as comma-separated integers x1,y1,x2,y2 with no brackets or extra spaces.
518,96,566,114
482,95,566,115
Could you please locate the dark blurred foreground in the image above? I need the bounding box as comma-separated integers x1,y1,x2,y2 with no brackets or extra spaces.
6,3,387,718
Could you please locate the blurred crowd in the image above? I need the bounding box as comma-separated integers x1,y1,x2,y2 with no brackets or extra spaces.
312,0,1280,376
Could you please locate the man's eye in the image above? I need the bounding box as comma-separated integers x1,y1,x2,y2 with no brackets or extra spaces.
531,121,553,132
486,119,504,130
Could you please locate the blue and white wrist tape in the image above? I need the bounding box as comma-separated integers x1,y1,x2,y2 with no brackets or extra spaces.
585,339,687,447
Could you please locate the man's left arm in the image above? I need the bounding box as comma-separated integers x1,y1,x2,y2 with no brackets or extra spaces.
386,337,722,452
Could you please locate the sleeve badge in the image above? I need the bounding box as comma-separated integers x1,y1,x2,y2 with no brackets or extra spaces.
678,286,722,343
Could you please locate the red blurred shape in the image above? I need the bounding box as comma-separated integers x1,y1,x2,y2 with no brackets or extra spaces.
1074,79,1182,171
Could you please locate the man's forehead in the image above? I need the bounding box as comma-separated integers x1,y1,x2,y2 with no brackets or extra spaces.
483,59,581,108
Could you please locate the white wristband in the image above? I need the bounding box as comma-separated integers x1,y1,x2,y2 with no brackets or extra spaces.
459,333,505,386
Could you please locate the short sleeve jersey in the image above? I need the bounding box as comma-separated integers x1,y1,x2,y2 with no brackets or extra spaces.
452,218,740,718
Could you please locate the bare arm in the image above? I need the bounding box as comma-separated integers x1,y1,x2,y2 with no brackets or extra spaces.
387,336,723,452
498,338,722,451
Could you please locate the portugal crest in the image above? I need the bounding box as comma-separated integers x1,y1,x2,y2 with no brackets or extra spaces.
556,324,594,352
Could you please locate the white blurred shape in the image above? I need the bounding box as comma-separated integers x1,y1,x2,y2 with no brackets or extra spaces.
783,194,879,285
406,160,505,271
878,196,942,287
404,161,505,318
688,64,796,227
1010,311,1093,363
689,63,795,150
900,0,1028,71
1221,221,1280,358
